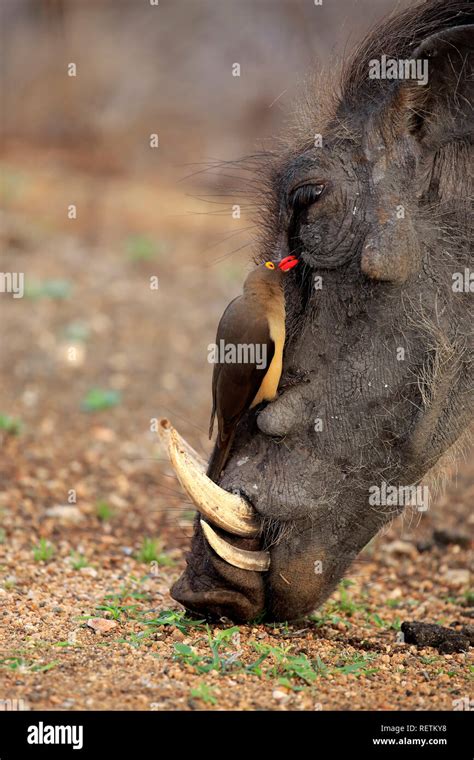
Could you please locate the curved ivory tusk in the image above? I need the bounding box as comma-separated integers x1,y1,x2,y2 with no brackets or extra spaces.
158,418,207,470
200,520,270,572
158,418,259,538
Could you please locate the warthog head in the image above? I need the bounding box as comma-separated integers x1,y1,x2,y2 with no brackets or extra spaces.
165,0,473,622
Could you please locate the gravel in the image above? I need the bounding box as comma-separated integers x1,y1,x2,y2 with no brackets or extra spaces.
0,163,472,711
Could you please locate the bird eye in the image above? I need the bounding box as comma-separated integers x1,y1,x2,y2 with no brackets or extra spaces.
290,183,325,212
265,261,275,269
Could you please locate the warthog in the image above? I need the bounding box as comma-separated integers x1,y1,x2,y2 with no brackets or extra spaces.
163,0,473,622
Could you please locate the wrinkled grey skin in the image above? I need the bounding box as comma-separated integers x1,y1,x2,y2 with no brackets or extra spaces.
172,0,473,622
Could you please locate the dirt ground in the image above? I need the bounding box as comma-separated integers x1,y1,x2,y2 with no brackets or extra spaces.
0,149,472,711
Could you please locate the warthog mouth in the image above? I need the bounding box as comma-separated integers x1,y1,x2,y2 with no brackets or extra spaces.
159,419,270,572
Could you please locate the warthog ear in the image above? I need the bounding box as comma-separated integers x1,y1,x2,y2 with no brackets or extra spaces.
361,24,473,284
394,24,473,146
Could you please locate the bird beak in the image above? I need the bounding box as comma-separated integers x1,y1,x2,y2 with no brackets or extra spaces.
158,419,270,571
277,254,299,272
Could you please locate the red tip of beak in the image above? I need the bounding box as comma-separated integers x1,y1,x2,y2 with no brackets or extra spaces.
278,255,299,272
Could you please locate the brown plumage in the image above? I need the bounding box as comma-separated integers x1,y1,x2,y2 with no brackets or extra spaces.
207,257,298,481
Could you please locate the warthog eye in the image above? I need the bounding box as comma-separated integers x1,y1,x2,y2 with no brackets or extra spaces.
289,183,325,213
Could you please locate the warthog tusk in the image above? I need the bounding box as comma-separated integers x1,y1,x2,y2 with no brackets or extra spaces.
200,520,270,572
158,418,260,538
158,418,207,470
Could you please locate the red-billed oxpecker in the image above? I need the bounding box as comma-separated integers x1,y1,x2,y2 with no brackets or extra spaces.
207,254,299,482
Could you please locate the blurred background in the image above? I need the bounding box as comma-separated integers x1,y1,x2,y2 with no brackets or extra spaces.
1,0,471,557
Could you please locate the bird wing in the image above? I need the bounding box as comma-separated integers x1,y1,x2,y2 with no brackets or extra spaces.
208,296,239,439
210,295,275,443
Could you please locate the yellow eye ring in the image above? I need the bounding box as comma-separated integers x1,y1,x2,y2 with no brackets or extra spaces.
265,261,275,269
